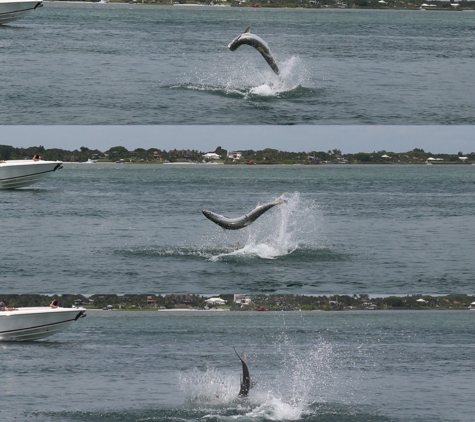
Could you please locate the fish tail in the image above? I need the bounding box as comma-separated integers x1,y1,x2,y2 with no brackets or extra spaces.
275,192,288,204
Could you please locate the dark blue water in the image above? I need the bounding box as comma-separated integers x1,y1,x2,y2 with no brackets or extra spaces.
1,163,474,294
1,4,474,124
1,310,473,422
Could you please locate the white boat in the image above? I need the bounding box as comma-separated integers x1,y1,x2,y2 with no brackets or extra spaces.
0,307,86,341
0,159,63,189
469,301,475,310
0,0,43,25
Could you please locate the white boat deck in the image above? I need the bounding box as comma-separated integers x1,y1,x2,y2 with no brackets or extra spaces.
0,307,86,341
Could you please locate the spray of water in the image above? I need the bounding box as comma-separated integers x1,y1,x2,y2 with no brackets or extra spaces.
177,55,311,99
178,332,355,421
208,192,323,261
113,193,324,262
268,334,336,409
247,56,308,98
179,366,239,407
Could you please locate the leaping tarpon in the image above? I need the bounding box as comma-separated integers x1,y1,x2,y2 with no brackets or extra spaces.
234,347,257,398
228,26,280,75
202,194,286,230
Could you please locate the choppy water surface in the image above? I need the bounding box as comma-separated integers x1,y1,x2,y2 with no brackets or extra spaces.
1,310,473,422
1,163,474,294
1,4,475,124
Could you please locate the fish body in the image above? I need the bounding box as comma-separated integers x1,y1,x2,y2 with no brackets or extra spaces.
202,194,285,230
228,26,280,75
234,347,255,397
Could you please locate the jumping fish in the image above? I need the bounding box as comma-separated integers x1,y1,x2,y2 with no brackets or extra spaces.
234,347,256,397
228,26,280,75
202,194,286,230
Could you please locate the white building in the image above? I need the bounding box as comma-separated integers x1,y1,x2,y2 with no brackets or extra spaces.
205,297,227,305
234,294,251,306
227,151,243,160
202,153,221,160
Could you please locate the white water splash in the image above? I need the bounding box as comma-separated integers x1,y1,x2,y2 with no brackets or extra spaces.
209,192,323,261
209,242,292,261
181,55,310,98
179,366,239,406
248,336,358,420
271,338,335,408
178,336,351,421
244,397,304,421
179,364,310,420
119,193,324,262
247,56,308,98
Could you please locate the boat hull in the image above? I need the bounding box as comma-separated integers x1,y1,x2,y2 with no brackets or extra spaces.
0,0,42,24
0,160,62,189
0,307,86,341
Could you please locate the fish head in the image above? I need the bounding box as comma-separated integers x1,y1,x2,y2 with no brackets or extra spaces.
229,26,251,50
202,210,215,219
228,35,241,51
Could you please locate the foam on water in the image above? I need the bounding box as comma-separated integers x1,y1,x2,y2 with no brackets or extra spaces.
209,242,290,261
247,57,308,98
179,55,311,99
244,398,303,421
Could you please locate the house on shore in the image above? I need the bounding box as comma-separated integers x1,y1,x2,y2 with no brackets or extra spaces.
205,297,227,306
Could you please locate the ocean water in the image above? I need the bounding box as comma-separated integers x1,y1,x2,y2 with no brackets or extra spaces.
1,310,474,422
1,163,474,295
1,4,475,124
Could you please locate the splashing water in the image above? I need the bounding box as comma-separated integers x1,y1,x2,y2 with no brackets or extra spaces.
247,56,308,98
112,193,324,263
269,334,336,410
244,398,304,421
178,333,357,421
261,335,361,419
209,192,323,261
179,367,239,407
177,55,311,99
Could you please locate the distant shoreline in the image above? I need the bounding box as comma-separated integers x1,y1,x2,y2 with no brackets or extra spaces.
3,144,473,166
3,293,474,312
96,308,473,312
42,1,475,11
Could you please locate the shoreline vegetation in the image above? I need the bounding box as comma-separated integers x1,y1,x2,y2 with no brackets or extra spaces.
2,293,474,311
48,0,475,11
2,145,474,165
